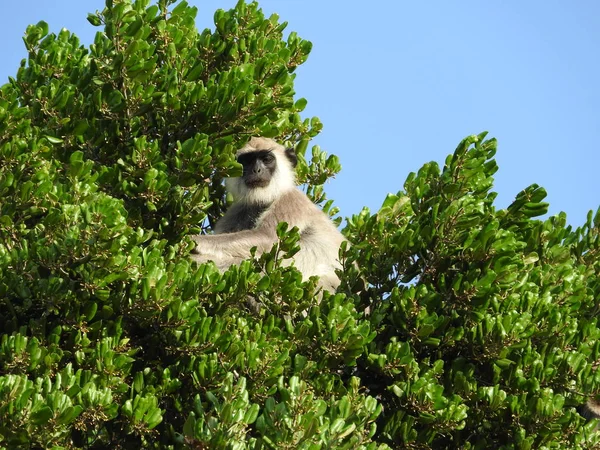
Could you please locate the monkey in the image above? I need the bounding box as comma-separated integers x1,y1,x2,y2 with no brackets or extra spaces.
191,137,345,292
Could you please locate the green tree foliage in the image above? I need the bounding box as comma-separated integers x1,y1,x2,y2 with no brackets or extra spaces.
0,0,599,448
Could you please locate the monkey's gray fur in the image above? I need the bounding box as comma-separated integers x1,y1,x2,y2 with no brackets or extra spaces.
581,399,600,425
191,137,345,291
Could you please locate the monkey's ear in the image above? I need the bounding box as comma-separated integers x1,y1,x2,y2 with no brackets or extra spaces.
285,147,298,167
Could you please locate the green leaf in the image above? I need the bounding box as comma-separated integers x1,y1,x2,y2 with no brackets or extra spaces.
31,406,53,425
146,407,163,429
57,405,84,425
45,135,64,144
87,13,102,26
243,403,259,424
294,98,307,111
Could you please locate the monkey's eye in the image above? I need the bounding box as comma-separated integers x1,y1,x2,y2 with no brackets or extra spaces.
262,153,275,163
237,154,252,166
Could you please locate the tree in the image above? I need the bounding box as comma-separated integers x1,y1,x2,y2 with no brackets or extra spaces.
0,0,598,448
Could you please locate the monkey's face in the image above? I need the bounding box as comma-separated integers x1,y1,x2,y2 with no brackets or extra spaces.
238,150,277,188
226,139,297,204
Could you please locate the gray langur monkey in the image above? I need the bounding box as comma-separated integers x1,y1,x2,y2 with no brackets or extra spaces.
191,137,345,291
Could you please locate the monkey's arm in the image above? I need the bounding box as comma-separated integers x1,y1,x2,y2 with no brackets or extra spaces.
191,190,318,269
191,228,278,262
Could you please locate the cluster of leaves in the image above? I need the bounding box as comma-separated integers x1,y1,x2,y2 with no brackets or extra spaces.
344,133,600,448
0,0,598,449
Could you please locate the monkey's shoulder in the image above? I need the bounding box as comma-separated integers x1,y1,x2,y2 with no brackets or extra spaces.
264,189,339,231
269,189,322,217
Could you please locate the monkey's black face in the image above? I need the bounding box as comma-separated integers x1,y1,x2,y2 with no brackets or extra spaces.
238,150,277,188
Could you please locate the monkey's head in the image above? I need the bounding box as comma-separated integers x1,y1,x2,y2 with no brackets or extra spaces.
226,137,298,204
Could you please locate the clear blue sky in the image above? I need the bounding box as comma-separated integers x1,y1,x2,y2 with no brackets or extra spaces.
2,1,599,226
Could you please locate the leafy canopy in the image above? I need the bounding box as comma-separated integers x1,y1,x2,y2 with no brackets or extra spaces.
0,0,599,449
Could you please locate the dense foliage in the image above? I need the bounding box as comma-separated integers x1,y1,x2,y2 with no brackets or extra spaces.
0,0,599,448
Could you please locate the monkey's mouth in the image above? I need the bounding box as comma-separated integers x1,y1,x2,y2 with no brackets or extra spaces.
245,179,270,188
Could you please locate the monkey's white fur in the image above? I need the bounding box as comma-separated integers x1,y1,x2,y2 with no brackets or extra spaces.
191,137,345,291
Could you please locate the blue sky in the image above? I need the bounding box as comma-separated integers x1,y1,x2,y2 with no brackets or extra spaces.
2,1,599,226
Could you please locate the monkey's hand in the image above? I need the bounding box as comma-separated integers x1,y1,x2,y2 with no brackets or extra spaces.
190,235,221,261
